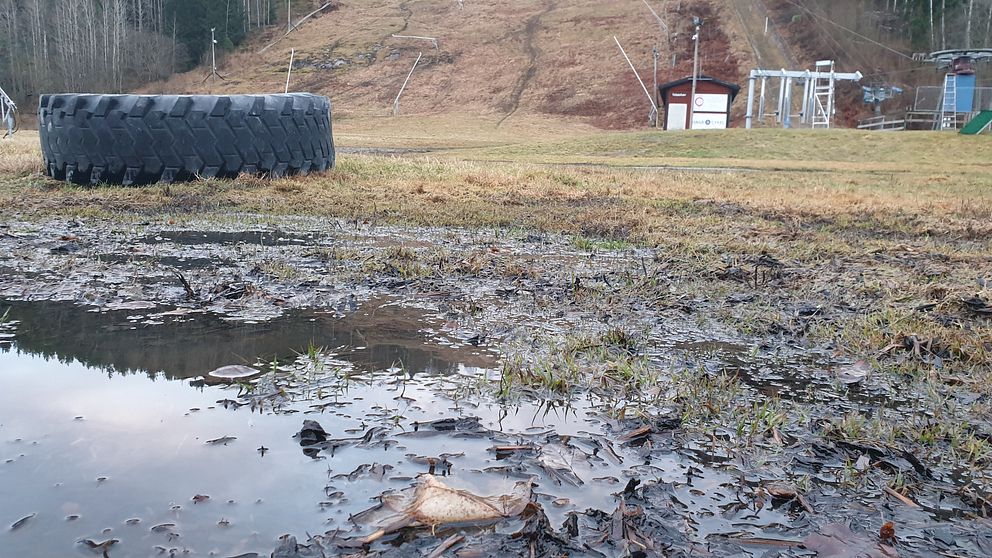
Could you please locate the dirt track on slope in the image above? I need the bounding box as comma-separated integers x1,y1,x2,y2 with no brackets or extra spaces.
730,0,798,70
498,0,556,127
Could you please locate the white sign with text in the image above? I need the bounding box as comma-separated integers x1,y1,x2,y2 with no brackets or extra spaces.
693,93,729,113
691,112,728,129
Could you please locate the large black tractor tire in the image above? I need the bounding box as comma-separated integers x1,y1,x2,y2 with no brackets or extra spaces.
39,93,334,185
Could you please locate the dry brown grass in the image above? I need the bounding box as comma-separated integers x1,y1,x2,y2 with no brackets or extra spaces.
333,112,603,149
4,129,990,233
459,128,992,175
0,134,44,176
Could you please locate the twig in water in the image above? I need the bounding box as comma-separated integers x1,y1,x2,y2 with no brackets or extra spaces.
883,486,920,508
172,270,197,300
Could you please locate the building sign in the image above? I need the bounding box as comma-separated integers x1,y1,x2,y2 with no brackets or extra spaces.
693,93,729,113
691,113,728,129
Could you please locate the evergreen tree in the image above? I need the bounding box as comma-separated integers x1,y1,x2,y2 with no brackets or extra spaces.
166,0,246,67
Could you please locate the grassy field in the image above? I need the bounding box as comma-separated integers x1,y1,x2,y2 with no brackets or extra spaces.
2,128,990,376
5,127,989,219
458,127,992,174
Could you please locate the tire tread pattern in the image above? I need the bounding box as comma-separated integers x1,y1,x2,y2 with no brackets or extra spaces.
39,93,334,185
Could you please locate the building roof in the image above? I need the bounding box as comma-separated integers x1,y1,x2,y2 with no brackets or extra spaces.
657,75,741,100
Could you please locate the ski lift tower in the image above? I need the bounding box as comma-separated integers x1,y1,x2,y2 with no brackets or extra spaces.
0,84,16,138
744,61,862,129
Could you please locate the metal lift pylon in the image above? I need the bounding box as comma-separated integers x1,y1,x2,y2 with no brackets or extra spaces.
744,62,862,129
0,84,16,138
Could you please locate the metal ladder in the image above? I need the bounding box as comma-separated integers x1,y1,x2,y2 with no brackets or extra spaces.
939,74,957,130
810,60,835,128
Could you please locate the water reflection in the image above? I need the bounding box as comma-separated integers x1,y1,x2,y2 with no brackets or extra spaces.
139,229,322,246
0,299,495,379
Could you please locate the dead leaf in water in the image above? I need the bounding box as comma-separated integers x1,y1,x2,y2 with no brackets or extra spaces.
765,483,797,499
764,482,815,513
803,523,899,557
537,442,586,486
207,364,262,382
80,538,119,553
10,513,35,530
150,522,175,533
594,499,659,556
351,474,533,542
836,361,870,385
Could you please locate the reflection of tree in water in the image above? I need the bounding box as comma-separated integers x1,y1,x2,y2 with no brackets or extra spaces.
0,299,488,380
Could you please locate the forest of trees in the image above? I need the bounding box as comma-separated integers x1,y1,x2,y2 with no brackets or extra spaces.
0,0,296,104
781,0,992,52
766,0,992,85
884,0,992,49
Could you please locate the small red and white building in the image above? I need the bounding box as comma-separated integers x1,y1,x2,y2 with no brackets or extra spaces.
657,75,740,130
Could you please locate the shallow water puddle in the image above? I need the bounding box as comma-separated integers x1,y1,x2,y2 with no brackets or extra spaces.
0,297,813,557
2,298,492,379
93,253,229,271
0,298,497,557
139,230,322,247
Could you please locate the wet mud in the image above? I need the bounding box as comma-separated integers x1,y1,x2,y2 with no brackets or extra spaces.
0,216,989,557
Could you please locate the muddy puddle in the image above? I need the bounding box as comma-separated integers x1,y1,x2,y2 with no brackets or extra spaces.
139,230,323,247
1,217,990,557
0,298,854,558
1,298,491,379
0,297,503,557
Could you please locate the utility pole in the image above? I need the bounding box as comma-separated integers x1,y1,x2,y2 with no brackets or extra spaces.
202,28,226,83
689,16,702,130
641,0,674,68
614,36,658,126
288,0,292,34
652,46,660,127
211,27,218,75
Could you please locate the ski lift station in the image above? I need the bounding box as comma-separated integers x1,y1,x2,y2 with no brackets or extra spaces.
744,60,863,129
909,49,992,133
861,49,992,133
657,76,740,130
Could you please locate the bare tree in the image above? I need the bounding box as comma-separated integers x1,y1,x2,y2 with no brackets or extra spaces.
986,1,992,46
966,0,976,47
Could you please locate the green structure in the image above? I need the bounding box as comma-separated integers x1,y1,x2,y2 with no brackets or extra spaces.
960,111,992,135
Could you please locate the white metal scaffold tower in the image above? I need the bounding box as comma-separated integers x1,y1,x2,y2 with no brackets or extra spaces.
744,61,862,129
0,84,16,138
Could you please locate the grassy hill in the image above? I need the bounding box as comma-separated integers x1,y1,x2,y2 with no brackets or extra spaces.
142,0,752,133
